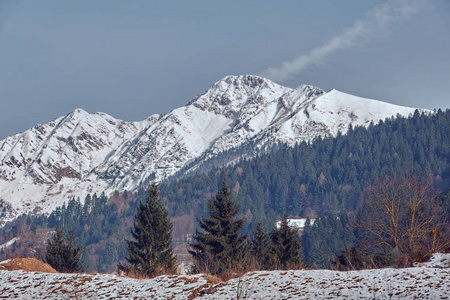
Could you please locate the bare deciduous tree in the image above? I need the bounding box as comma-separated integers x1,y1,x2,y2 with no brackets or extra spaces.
359,172,449,266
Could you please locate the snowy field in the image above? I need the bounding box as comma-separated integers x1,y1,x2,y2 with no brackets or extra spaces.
0,254,448,299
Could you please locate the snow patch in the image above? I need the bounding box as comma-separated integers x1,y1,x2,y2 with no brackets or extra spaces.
0,255,448,299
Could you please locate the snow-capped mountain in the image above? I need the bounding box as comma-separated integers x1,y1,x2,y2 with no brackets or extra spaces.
0,75,426,222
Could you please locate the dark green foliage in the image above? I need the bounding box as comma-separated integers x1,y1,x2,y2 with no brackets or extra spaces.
161,110,450,223
267,215,302,269
250,222,268,258
336,245,398,270
45,192,129,272
119,183,176,277
1,190,144,272
4,110,449,272
160,110,450,269
301,214,355,269
45,227,85,273
189,178,247,274
250,222,269,269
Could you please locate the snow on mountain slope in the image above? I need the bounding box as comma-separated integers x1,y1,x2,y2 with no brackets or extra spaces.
0,109,155,220
0,75,427,222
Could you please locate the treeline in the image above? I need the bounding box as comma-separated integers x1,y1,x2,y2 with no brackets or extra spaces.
43,175,450,277
160,110,450,229
0,110,449,272
39,180,305,277
0,191,145,272
162,109,450,268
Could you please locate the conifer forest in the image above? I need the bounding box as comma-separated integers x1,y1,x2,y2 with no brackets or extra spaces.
1,110,449,275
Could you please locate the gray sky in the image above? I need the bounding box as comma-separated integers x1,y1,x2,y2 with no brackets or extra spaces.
0,0,449,139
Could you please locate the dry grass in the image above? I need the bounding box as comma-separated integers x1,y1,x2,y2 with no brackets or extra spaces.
203,273,223,285
0,257,57,273
217,271,246,282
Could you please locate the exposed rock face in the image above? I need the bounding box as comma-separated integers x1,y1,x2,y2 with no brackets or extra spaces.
0,75,425,222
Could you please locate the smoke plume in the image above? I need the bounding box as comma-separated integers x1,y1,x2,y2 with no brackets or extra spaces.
260,0,425,82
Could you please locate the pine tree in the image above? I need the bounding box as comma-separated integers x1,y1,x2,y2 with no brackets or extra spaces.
268,215,302,269
118,182,176,277
45,227,65,271
189,177,247,274
45,228,85,273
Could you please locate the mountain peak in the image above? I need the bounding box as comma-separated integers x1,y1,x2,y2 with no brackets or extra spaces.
70,108,89,117
190,75,290,113
216,74,272,87
0,75,426,223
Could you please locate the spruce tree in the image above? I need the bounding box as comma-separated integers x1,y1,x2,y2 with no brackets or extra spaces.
118,182,176,277
268,215,302,269
45,228,85,273
189,177,247,274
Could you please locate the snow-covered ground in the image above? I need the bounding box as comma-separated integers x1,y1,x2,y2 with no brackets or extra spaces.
0,254,448,299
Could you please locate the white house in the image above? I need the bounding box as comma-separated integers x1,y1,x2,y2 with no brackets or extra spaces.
275,218,315,234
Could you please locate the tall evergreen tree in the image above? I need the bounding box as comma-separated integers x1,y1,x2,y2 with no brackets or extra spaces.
45,227,85,273
189,177,247,274
268,215,302,269
118,183,176,277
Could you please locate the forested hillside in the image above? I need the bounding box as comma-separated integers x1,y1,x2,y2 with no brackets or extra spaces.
161,110,450,227
1,110,449,272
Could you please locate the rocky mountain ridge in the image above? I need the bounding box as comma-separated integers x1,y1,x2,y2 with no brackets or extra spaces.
0,75,426,222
